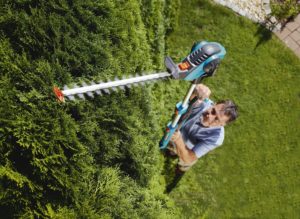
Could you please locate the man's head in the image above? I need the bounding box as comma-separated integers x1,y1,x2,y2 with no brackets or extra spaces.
200,100,238,127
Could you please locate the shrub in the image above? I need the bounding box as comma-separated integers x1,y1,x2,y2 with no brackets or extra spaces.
271,0,300,22
0,0,177,217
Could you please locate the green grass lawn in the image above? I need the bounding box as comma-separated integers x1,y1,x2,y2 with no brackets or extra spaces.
153,0,300,218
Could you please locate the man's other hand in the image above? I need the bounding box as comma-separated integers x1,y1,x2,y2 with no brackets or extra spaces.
171,130,181,143
194,84,211,100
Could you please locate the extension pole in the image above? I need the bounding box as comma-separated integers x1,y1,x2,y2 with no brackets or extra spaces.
171,77,203,128
159,77,203,149
171,83,196,127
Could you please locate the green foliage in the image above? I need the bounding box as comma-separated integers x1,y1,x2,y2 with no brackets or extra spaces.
0,0,176,218
164,0,181,35
271,0,300,22
139,0,180,69
0,40,96,217
139,0,166,69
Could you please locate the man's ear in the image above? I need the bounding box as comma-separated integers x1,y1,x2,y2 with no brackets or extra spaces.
223,115,231,126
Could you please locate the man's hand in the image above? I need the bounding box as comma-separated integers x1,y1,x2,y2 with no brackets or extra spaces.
193,84,211,100
170,130,197,164
171,130,181,143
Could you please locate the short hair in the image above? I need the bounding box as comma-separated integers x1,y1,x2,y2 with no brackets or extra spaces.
216,100,238,124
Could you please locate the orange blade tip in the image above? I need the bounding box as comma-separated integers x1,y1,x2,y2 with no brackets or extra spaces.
53,86,65,103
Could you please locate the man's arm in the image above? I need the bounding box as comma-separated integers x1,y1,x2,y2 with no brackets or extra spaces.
171,131,197,164
188,84,212,112
170,84,212,163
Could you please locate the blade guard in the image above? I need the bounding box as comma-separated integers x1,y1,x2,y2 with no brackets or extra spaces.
165,56,180,79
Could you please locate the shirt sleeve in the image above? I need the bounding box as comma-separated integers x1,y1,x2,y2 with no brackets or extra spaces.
192,128,224,158
192,143,219,158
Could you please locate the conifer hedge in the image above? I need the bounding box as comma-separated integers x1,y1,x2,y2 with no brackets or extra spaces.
0,0,180,217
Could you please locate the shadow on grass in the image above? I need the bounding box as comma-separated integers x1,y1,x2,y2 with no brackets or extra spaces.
165,171,185,194
254,24,273,50
254,16,296,50
162,150,185,194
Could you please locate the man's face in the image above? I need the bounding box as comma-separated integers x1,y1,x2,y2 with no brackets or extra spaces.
200,103,229,127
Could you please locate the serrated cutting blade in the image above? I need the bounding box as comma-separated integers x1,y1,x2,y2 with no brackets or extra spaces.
61,72,170,97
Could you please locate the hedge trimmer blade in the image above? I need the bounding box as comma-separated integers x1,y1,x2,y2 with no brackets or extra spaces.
53,41,226,103
54,72,170,102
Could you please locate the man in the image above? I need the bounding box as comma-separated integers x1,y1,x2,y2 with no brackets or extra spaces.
169,84,238,172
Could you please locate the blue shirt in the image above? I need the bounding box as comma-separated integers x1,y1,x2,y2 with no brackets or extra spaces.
180,99,224,158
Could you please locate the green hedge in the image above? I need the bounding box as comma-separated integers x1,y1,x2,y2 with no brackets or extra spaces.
0,0,179,217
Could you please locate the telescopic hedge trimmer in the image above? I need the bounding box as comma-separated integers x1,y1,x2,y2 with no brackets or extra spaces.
53,41,226,149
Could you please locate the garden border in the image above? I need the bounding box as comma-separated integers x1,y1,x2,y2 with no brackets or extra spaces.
213,0,300,58
213,0,281,31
